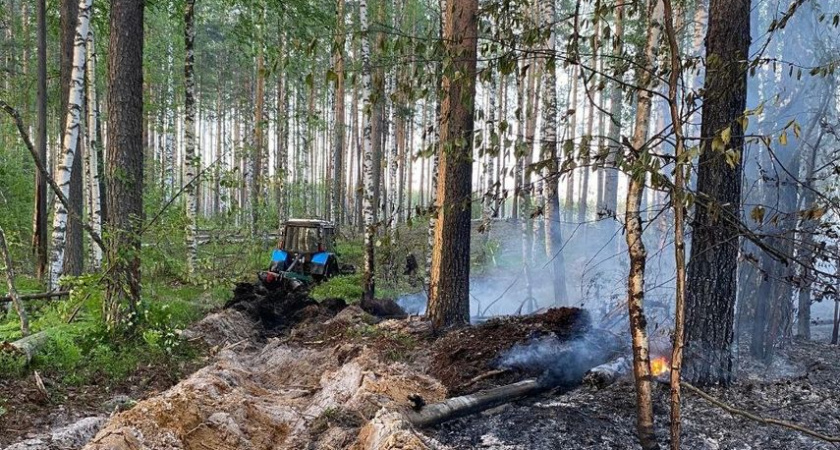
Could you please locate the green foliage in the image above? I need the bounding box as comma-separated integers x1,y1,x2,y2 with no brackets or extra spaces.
310,274,363,302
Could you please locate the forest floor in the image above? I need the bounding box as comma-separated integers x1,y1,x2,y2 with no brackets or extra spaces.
2,282,839,450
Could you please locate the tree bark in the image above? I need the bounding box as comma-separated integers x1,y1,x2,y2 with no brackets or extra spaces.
624,1,663,448
84,30,103,270
360,0,377,300
541,0,567,306
251,4,267,233
662,0,687,446
332,0,346,225
427,0,478,329
32,0,48,280
684,0,750,386
602,1,623,216
49,0,93,289
105,0,145,327
60,0,85,284
183,0,197,276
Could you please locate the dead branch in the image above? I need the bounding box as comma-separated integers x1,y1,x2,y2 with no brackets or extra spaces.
464,368,511,387
405,378,549,428
0,225,29,335
0,99,105,252
683,382,840,443
0,290,71,304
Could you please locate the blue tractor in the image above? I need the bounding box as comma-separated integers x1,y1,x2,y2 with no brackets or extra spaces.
258,219,344,291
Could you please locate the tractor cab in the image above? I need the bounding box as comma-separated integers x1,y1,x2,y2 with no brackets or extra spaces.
263,219,340,289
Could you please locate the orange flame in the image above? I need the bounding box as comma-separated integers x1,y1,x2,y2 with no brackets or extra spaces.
651,357,669,377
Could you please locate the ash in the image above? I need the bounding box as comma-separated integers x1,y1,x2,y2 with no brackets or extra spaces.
427,337,840,450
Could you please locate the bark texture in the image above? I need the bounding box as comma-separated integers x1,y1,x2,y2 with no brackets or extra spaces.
624,0,663,448
427,0,478,328
684,0,750,386
184,0,198,276
49,0,93,289
105,0,145,326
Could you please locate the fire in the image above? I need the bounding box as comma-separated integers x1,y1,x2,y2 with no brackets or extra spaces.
650,357,670,377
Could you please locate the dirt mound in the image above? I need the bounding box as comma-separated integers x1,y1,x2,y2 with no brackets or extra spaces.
429,308,591,395
180,308,258,346
82,305,443,450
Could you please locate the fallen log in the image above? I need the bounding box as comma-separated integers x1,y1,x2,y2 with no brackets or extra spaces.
2,330,49,363
404,378,549,428
0,290,71,304
582,356,630,389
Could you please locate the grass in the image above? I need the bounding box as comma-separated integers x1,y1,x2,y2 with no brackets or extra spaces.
0,278,227,386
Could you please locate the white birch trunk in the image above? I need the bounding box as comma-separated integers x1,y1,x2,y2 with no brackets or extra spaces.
360,0,376,300
48,0,93,289
84,29,102,269
184,0,197,276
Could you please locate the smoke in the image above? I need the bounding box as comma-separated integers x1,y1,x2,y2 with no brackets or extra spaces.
494,330,621,386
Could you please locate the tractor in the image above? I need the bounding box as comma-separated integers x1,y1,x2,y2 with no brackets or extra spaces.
257,219,347,292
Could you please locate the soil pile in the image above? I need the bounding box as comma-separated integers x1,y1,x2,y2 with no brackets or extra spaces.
429,307,593,395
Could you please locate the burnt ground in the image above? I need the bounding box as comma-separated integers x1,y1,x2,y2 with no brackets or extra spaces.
427,335,840,450
429,308,596,395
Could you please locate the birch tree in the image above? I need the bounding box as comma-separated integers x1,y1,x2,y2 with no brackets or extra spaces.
360,0,376,300
183,0,198,276
84,29,103,269
541,0,567,306
49,0,93,289
623,0,663,448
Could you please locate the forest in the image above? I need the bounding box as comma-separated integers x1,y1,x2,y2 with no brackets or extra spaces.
1,0,840,448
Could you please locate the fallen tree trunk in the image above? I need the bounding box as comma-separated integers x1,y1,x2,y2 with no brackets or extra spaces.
0,290,71,304
583,356,631,389
3,330,49,363
405,378,549,428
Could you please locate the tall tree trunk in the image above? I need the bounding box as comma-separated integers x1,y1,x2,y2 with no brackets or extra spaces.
360,0,376,300
251,5,266,234
105,0,144,327
49,0,92,289
684,0,750,386
564,64,579,220
183,0,197,276
541,0,567,306
428,0,478,329
662,0,687,446
602,0,623,216
84,30,103,270
578,8,600,224
60,0,84,282
332,0,346,225
624,0,663,448
32,0,48,280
